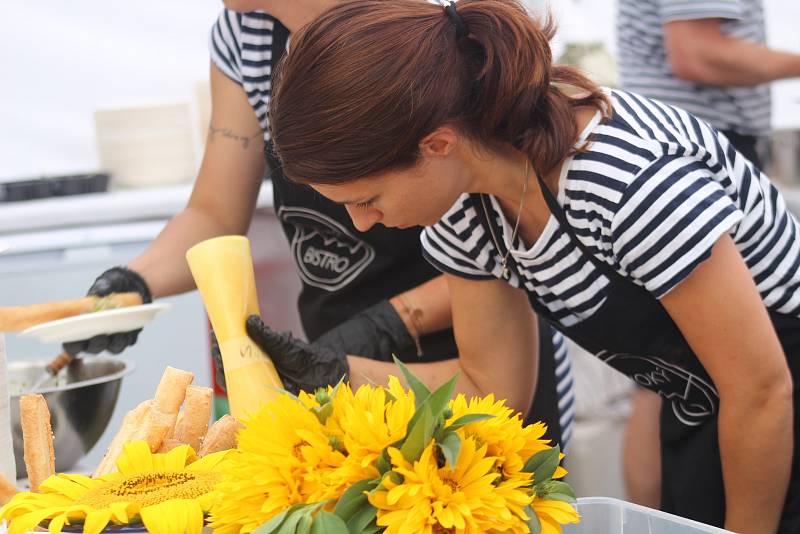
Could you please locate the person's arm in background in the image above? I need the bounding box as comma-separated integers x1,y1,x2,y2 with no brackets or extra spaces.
312,274,452,360
247,273,540,415
351,275,539,413
389,275,452,342
664,18,800,86
661,235,793,534
63,64,266,355
130,63,266,298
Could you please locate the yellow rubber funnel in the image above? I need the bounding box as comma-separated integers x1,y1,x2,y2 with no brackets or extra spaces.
186,235,283,419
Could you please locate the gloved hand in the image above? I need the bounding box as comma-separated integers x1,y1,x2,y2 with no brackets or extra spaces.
314,299,419,360
62,266,152,355
209,330,226,391
245,315,349,395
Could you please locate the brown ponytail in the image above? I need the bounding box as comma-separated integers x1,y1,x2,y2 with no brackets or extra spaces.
269,0,609,184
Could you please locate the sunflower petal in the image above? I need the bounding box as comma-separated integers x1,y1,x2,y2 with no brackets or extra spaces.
116,441,154,475
161,445,193,472
187,449,231,472
39,475,94,501
9,508,60,534
47,512,69,534
108,501,139,524
83,508,113,534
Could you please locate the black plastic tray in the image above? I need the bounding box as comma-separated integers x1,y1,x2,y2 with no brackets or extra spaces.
0,173,110,202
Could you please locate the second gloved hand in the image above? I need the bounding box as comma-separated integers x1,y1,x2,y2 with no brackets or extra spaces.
63,267,152,356
245,315,348,395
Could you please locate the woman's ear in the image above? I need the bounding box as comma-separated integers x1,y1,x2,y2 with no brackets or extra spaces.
419,126,459,158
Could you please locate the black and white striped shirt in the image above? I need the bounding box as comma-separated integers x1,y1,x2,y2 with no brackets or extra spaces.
209,10,281,142
617,0,771,136
422,90,800,330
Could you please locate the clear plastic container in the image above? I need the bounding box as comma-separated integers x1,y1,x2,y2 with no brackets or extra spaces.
563,497,734,534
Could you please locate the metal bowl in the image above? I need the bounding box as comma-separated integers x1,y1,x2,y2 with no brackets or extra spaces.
9,357,134,476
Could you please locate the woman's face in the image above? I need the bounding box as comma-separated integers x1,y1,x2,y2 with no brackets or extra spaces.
312,143,469,232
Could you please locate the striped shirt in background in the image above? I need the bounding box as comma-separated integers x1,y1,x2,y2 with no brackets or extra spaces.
422,89,800,329
208,9,576,447
210,10,279,143
617,0,771,136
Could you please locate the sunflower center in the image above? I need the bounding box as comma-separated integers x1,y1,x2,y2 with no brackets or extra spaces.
292,441,310,460
77,472,219,508
432,525,455,534
443,478,459,492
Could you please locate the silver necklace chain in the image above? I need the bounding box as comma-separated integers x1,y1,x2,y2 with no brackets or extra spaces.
479,160,530,278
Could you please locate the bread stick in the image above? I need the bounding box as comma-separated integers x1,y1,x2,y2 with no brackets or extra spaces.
171,386,212,451
93,400,151,478
198,415,243,456
133,367,194,451
0,474,17,505
0,292,142,332
19,394,54,491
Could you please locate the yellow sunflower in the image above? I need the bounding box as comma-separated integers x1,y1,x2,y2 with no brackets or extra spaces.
326,377,416,486
0,441,229,534
447,394,567,480
208,393,346,534
369,437,532,534
531,497,580,534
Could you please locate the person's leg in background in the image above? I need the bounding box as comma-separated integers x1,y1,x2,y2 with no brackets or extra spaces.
622,388,662,507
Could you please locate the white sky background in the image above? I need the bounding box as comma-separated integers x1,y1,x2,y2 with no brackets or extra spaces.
0,0,798,182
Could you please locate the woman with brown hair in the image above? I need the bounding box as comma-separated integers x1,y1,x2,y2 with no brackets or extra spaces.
246,0,800,532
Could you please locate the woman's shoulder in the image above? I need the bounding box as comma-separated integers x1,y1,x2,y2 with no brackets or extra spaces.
211,9,283,47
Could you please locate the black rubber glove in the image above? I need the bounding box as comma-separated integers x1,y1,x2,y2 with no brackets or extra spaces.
245,315,349,395
210,330,226,392
213,301,408,393
63,266,152,355
314,300,417,360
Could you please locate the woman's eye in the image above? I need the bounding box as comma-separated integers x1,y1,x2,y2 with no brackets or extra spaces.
355,201,373,209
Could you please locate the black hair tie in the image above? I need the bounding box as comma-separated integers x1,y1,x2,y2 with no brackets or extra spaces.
443,2,469,39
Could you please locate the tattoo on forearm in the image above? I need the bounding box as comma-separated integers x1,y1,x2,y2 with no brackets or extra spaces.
208,124,262,150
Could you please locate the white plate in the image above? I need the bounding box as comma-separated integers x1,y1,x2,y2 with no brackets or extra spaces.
18,303,172,343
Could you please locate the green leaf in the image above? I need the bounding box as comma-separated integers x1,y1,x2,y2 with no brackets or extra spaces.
438,431,462,468
276,506,309,534
296,512,313,534
525,505,542,534
253,504,305,534
446,413,495,431
375,451,391,474
400,405,433,462
392,355,430,407
360,523,382,534
537,480,577,503
313,402,334,424
423,373,458,422
404,372,458,437
523,445,561,484
311,511,349,534
334,479,378,522
346,502,379,534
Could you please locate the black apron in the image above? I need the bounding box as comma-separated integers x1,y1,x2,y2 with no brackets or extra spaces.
476,173,800,531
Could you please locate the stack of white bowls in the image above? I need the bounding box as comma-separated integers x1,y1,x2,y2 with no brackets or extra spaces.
94,102,197,189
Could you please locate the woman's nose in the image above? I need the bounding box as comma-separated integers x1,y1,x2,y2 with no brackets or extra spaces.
346,205,382,232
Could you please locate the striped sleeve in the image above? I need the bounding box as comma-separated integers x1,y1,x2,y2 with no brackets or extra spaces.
611,154,743,298
657,0,744,22
421,196,496,280
209,10,243,84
